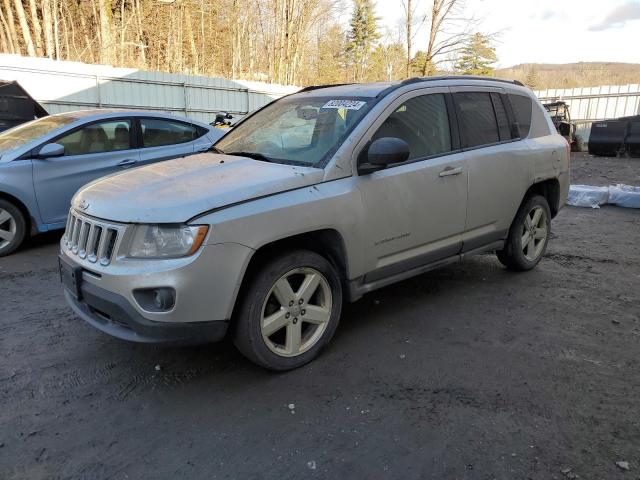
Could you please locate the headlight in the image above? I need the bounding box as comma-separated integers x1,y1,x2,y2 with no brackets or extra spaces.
128,225,209,258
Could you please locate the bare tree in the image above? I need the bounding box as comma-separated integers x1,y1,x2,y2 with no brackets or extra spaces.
401,0,421,78
421,0,473,76
41,0,54,58
97,0,112,64
2,0,22,54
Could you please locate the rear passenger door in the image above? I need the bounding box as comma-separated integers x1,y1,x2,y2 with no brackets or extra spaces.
450,87,533,252
136,117,204,166
355,88,468,279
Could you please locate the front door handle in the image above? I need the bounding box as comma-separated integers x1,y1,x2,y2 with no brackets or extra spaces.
117,158,137,168
439,166,463,177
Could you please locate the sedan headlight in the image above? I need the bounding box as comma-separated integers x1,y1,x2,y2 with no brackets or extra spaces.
128,225,209,258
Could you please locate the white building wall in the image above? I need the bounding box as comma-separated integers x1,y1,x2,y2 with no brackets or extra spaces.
535,84,640,142
0,54,300,123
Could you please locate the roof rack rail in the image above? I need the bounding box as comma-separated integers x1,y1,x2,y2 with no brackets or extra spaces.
298,83,356,93
400,76,524,87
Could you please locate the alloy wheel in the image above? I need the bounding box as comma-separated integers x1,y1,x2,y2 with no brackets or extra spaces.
0,208,17,250
260,267,332,357
521,205,548,261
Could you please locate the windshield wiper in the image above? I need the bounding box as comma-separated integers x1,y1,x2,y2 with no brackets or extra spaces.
224,151,273,162
208,145,225,154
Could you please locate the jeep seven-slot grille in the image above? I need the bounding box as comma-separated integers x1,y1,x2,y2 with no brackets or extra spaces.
64,211,120,265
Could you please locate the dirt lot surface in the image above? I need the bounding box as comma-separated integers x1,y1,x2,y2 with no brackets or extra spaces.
1,153,639,479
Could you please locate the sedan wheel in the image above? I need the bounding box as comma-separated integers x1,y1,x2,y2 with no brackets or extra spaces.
261,267,332,357
0,207,17,250
0,200,26,257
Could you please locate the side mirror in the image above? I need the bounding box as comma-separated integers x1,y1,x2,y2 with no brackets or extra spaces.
38,143,65,158
358,137,410,175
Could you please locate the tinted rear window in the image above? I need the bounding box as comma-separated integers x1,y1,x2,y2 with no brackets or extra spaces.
453,92,500,148
491,93,511,141
508,94,532,138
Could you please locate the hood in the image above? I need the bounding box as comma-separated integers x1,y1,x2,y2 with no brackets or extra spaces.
73,153,324,223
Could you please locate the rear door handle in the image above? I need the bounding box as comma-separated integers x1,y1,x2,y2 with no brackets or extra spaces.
439,166,463,177
117,158,137,168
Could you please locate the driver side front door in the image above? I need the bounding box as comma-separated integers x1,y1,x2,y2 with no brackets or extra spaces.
355,89,469,283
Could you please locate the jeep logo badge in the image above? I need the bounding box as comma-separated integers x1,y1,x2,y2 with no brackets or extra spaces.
79,200,90,211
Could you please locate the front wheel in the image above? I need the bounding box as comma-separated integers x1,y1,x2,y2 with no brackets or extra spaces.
234,250,343,371
0,199,27,257
497,195,551,271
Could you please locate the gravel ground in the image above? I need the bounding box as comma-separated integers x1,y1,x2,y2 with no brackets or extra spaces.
1,153,639,479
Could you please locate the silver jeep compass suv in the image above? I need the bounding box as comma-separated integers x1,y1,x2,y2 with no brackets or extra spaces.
59,77,569,370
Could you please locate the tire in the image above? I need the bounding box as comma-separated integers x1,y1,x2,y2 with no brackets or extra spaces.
234,250,343,371
571,134,584,152
0,199,27,257
497,195,551,271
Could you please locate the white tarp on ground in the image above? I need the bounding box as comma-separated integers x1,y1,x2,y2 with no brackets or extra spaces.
567,184,640,208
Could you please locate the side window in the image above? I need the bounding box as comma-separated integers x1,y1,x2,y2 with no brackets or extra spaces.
195,126,209,138
453,92,500,148
57,119,132,156
508,94,532,138
372,93,452,161
491,93,511,141
140,118,198,148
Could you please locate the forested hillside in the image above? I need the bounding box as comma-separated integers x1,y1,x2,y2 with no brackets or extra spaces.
496,63,640,90
1,1,638,89
0,0,498,85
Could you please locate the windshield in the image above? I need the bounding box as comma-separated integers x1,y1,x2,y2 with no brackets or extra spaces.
0,116,75,153
215,96,375,167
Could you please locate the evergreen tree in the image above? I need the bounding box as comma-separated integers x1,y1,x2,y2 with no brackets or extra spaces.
454,33,497,76
525,65,541,90
346,0,380,81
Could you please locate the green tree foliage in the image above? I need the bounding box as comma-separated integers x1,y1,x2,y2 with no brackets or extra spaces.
524,65,541,90
367,42,406,81
346,0,380,81
454,33,497,76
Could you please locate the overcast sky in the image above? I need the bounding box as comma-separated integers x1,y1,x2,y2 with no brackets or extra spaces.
373,0,640,67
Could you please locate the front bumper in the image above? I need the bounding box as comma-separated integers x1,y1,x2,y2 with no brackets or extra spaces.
59,241,253,345
64,284,228,345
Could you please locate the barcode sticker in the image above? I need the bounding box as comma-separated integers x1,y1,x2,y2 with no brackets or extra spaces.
322,100,367,110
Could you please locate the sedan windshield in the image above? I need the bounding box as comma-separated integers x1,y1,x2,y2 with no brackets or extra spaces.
0,116,75,153
215,96,374,167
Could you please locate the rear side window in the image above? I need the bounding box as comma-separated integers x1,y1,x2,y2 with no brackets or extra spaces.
453,92,500,148
140,118,200,148
491,93,511,141
508,94,532,138
372,93,452,161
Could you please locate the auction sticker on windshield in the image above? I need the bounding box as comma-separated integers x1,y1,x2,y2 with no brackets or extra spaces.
322,100,367,110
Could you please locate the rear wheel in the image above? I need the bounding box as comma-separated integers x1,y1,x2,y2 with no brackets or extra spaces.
234,250,342,371
497,195,551,271
0,199,26,257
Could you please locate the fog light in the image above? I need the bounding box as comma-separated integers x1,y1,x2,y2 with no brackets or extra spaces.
133,288,176,312
153,289,173,310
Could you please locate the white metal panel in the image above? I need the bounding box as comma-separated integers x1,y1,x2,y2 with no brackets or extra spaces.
535,83,640,142
0,54,300,124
